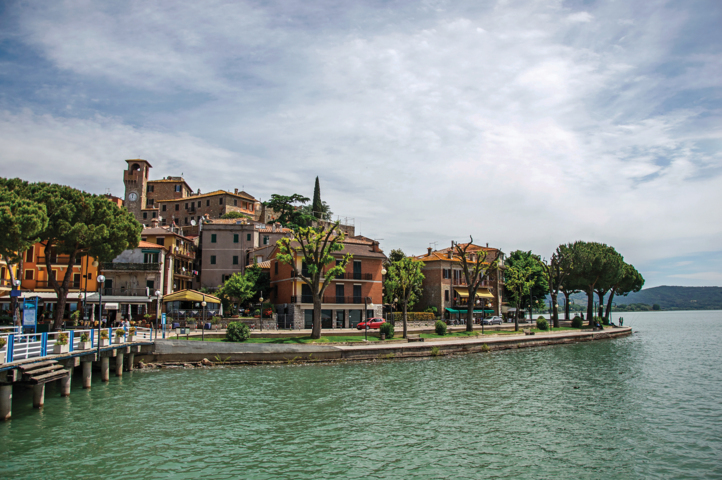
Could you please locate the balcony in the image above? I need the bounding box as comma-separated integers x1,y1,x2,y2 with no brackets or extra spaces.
290,295,371,304
102,262,161,271
37,256,81,265
34,280,81,289
102,288,151,296
291,272,374,280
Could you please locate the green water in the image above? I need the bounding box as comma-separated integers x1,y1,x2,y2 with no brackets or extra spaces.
2,311,721,479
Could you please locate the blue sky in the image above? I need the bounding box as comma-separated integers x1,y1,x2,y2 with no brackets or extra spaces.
0,0,720,288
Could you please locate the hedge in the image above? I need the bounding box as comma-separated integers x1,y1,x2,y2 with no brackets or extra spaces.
391,312,436,323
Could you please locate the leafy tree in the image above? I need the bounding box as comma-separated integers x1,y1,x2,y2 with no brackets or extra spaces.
505,264,535,332
453,239,500,332
384,256,425,338
276,221,351,339
605,263,644,318
387,248,405,263
504,250,548,323
312,176,323,219
217,272,256,310
1,180,142,330
538,245,573,328
243,264,270,302
263,193,315,230
220,211,249,219
0,180,49,322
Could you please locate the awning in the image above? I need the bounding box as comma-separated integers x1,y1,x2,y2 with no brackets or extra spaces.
162,289,221,304
445,308,488,314
454,288,494,298
105,303,119,310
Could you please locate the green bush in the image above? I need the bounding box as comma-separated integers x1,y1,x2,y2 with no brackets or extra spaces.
392,312,436,323
537,315,545,320
571,317,583,328
602,316,609,325
536,318,549,331
379,321,394,339
226,322,250,342
79,332,90,342
435,320,447,336
424,306,438,314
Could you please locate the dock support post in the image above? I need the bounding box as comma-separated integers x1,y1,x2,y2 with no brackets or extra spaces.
127,353,135,371
115,351,124,377
82,360,92,389
0,385,11,421
33,384,45,408
60,367,73,397
100,356,110,382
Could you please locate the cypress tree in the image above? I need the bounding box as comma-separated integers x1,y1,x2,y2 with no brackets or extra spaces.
312,176,323,219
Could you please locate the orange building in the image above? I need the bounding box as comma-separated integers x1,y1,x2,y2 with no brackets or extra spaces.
270,236,386,329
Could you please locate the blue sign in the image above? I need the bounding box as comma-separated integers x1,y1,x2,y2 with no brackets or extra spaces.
23,297,38,329
161,313,167,325
10,290,21,297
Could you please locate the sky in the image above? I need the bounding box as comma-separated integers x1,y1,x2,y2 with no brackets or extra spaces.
0,0,720,288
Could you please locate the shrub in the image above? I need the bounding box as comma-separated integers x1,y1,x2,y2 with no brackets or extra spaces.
210,316,222,324
100,330,109,339
571,317,583,328
56,332,69,345
79,332,90,342
0,337,7,348
253,309,261,316
392,312,436,323
601,316,609,326
424,306,438,314
115,328,125,338
430,346,440,356
129,327,136,335
536,318,549,331
226,322,250,342
435,320,447,336
481,343,490,352
379,321,394,339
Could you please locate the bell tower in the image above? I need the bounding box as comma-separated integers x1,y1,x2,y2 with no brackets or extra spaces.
123,159,152,222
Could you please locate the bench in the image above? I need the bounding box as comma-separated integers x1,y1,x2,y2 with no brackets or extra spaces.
523,329,534,335
407,334,424,342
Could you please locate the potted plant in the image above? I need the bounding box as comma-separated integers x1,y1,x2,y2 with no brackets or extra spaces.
78,332,91,350
143,313,153,328
127,326,137,342
68,310,81,327
53,332,69,354
99,329,110,347
253,309,261,318
0,336,7,364
114,328,125,344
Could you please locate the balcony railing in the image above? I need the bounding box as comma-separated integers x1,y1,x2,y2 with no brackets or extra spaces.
103,262,160,271
291,272,374,280
102,288,151,296
290,295,371,304
37,256,81,265
34,280,81,289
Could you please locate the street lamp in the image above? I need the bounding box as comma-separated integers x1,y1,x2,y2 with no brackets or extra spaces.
155,290,161,340
201,297,207,342
96,274,105,356
259,296,264,332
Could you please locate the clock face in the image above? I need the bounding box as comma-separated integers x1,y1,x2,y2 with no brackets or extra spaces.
128,192,138,202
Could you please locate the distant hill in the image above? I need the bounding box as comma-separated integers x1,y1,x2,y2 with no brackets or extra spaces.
566,286,722,311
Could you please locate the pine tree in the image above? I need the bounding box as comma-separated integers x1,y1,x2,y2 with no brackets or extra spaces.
312,176,323,219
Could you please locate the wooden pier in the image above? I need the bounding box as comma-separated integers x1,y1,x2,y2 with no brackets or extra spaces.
0,327,154,420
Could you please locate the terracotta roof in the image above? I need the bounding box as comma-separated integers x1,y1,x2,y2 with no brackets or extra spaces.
157,190,257,202
414,243,499,263
141,226,194,240
257,227,292,233
257,260,271,269
137,241,165,249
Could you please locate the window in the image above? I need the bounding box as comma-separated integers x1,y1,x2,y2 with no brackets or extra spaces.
146,280,155,290
274,261,278,274
26,246,35,262
234,199,237,206
445,290,449,301
246,233,251,241
184,217,188,225
197,201,201,207
147,198,154,206
162,205,166,212
152,211,157,218
206,200,210,206
147,185,154,193
219,197,223,205
250,204,254,211
175,185,181,192
86,272,93,281
211,234,217,243
156,238,164,246
175,204,179,211
210,255,216,265
25,269,34,280
143,212,148,219
144,252,159,264
233,256,238,265
185,202,188,209
233,234,239,243
263,236,269,245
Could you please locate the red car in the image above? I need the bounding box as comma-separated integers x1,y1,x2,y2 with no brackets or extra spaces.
357,318,386,330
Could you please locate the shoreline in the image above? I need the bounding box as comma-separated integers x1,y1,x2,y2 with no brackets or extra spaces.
137,326,633,367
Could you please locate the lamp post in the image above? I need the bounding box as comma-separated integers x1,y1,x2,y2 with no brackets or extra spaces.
363,297,369,341
259,296,264,332
12,279,21,331
553,304,558,330
155,290,161,340
96,274,105,356
201,297,207,342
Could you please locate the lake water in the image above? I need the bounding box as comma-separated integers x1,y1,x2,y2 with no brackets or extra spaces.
2,311,721,479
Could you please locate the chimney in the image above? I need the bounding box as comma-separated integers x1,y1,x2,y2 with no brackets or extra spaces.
372,241,381,253
427,247,432,256
235,188,238,194
448,249,453,259
150,218,159,228
486,243,489,248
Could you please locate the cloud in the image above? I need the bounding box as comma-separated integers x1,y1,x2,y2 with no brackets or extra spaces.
0,0,721,286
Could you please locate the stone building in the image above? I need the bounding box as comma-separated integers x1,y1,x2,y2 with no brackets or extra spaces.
269,237,386,329
140,221,196,292
414,243,505,321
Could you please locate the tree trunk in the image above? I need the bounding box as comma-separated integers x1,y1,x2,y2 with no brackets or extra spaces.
596,291,605,322
311,297,322,339
605,291,616,322
586,288,595,328
402,301,408,339
551,292,559,328
52,251,78,331
466,301,474,332
514,298,519,332
564,292,570,320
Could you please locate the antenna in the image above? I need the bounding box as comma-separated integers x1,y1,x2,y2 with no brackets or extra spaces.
429,241,438,250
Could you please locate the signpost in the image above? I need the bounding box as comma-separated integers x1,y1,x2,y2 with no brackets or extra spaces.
161,313,166,339
22,297,39,332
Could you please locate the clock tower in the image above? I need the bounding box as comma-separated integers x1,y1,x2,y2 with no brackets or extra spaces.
123,159,152,222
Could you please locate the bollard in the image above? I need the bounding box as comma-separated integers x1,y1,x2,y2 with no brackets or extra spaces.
33,384,45,408
82,361,92,389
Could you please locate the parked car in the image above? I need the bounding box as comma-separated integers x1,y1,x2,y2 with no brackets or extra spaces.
482,316,503,325
357,318,386,330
